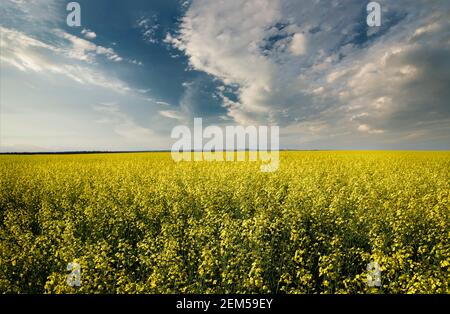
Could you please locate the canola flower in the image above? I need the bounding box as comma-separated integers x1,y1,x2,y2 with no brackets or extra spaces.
0,151,448,294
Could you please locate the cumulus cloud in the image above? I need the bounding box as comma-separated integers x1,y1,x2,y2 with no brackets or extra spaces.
81,28,97,40
166,0,450,148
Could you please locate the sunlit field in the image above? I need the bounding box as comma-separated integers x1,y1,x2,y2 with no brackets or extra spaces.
0,151,449,294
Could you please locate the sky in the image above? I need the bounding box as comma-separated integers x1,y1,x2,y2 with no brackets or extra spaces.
0,0,449,152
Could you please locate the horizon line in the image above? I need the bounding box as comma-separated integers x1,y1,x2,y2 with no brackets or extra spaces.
1,149,449,155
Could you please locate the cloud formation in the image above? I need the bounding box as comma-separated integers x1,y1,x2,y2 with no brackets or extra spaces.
1,0,449,151
167,0,450,148
136,15,160,44
81,28,97,40
0,26,129,92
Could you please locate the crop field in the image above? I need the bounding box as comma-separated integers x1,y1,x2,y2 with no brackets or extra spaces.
0,151,449,294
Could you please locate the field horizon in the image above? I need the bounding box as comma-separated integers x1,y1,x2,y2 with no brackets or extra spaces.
1,149,449,155
1,151,448,294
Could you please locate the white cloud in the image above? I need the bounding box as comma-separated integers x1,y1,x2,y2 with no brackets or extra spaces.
57,30,123,63
130,59,143,66
0,27,130,92
159,110,184,120
136,15,159,44
289,33,307,56
81,28,97,40
166,0,281,124
357,124,384,134
167,0,450,147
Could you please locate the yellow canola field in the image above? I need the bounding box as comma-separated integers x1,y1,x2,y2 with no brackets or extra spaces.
0,151,449,293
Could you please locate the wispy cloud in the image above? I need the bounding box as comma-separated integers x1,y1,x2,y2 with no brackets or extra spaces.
159,110,184,120
156,101,171,106
0,26,131,92
93,102,155,143
136,15,159,44
57,30,122,63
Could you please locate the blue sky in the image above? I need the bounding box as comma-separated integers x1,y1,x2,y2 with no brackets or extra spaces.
1,0,449,151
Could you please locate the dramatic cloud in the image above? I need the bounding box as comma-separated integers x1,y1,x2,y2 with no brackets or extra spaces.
167,0,450,148
1,0,449,151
